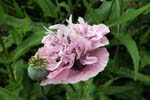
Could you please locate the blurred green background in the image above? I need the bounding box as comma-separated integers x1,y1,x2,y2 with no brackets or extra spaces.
0,0,150,100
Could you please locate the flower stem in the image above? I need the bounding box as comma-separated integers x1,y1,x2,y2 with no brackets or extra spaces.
69,84,76,91
40,86,48,100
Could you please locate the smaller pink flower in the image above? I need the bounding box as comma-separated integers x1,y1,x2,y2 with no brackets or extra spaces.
35,16,110,85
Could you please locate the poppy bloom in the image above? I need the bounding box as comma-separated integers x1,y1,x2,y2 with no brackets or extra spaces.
30,16,110,85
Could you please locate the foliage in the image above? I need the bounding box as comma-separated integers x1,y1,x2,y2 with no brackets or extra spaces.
0,0,150,100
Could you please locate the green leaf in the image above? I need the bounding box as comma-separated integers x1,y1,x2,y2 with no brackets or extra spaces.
66,79,95,100
30,83,43,98
19,17,31,36
57,2,71,13
83,0,100,24
13,60,25,81
4,15,28,28
99,92,107,100
11,31,45,61
13,17,30,45
109,0,121,20
1,15,31,45
85,1,112,23
102,85,134,95
65,84,78,100
111,67,150,85
107,4,150,26
11,29,22,46
0,68,7,75
36,0,58,18
0,5,4,22
140,50,150,69
0,34,14,53
103,77,120,88
0,87,25,100
118,34,139,78
6,79,23,96
13,0,24,17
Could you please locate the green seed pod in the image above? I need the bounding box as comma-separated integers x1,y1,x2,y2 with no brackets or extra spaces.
28,66,47,81
28,55,48,81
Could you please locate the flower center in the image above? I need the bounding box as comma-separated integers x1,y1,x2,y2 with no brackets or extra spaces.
28,55,47,69
71,60,86,71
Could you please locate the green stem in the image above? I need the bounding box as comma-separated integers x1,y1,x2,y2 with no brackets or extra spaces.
6,64,15,82
40,86,48,100
113,20,121,68
69,84,76,92
113,43,120,68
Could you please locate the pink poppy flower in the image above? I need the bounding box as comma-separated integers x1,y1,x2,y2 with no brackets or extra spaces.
35,16,110,85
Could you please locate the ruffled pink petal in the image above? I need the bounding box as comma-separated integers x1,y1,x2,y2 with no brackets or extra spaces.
66,15,73,24
41,68,70,85
41,48,109,85
91,36,109,49
47,53,75,75
46,63,57,71
78,17,85,24
46,62,65,79
42,34,51,45
80,55,97,65
49,24,65,30
41,52,75,85
94,24,110,35
66,48,109,83
37,47,53,56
